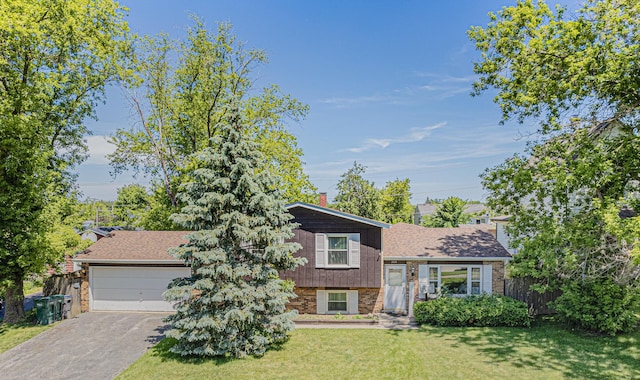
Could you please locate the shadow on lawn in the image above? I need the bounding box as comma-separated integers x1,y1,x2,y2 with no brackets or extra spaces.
149,333,288,365
409,319,639,379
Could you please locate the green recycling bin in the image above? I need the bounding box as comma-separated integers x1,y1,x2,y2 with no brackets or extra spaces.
34,297,51,325
51,295,65,322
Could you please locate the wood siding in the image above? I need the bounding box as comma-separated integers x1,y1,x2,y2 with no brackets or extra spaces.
282,207,383,288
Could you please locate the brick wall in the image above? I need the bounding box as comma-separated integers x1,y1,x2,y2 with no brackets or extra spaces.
289,287,317,314
359,288,384,314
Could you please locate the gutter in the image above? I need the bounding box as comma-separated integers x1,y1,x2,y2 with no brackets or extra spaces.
383,256,512,262
72,258,186,265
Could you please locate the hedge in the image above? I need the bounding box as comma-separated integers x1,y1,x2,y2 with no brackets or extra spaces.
413,294,530,327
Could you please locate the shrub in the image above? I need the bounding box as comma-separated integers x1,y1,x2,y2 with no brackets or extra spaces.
551,279,640,335
413,294,530,327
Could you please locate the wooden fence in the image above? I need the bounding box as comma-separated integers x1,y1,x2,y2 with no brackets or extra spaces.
43,271,82,318
504,277,562,315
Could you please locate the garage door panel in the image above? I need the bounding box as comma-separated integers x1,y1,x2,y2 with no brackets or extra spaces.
93,300,176,312
92,276,181,290
90,266,190,312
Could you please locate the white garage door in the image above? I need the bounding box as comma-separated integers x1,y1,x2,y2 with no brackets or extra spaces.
90,266,191,312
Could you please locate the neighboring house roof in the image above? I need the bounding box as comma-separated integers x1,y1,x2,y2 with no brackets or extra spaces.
384,223,511,260
286,202,390,228
73,230,188,264
491,215,511,222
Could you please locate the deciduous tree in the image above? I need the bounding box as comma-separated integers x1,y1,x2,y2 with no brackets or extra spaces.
380,178,413,224
470,0,640,333
109,20,315,213
334,162,381,220
0,0,130,322
421,197,470,228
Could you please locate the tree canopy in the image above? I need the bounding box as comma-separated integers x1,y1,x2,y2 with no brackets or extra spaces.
163,104,304,357
0,0,130,322
421,197,470,228
109,20,316,215
470,0,640,334
333,162,382,220
380,178,414,224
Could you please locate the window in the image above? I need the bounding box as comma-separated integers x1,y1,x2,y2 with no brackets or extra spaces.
328,236,348,265
317,290,358,314
327,292,347,312
419,265,489,296
315,233,360,268
428,267,439,294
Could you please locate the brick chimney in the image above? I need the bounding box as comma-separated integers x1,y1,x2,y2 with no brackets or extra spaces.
319,192,327,207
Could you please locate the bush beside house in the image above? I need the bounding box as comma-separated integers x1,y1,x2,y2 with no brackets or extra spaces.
414,294,530,327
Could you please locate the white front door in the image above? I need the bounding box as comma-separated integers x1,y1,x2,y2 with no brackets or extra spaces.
384,265,406,312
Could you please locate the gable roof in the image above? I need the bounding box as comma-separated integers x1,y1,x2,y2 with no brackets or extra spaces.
286,202,390,228
73,230,188,264
384,223,511,260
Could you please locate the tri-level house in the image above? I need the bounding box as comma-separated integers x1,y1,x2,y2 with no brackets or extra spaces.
73,194,510,315
281,199,389,315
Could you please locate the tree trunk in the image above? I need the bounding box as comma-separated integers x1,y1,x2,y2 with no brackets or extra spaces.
3,273,25,324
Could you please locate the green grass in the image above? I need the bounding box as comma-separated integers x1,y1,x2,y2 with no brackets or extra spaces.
118,320,640,380
23,280,43,296
0,320,51,354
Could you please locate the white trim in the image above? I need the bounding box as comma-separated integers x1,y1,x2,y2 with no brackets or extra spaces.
316,233,361,269
384,256,511,262
420,264,488,297
317,290,358,314
286,202,390,228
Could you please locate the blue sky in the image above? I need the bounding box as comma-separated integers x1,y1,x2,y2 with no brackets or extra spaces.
77,1,566,203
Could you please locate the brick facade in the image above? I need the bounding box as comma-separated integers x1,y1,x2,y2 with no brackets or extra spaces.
289,287,383,314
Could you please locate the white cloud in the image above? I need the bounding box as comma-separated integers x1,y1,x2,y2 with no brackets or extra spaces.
84,135,116,165
346,122,446,153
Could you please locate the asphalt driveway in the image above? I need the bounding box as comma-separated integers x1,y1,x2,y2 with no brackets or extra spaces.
0,312,168,380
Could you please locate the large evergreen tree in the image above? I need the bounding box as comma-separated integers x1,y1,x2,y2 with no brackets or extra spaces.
163,105,305,358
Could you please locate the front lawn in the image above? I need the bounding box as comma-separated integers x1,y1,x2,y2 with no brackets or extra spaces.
0,321,51,354
118,321,639,379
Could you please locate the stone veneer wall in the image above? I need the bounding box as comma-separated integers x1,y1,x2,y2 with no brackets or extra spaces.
486,260,506,295
289,287,383,314
80,263,89,312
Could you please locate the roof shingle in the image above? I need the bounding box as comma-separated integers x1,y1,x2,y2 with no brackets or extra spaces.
384,223,510,258
75,231,188,262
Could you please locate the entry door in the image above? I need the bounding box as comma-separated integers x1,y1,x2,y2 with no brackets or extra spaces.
384,265,406,312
